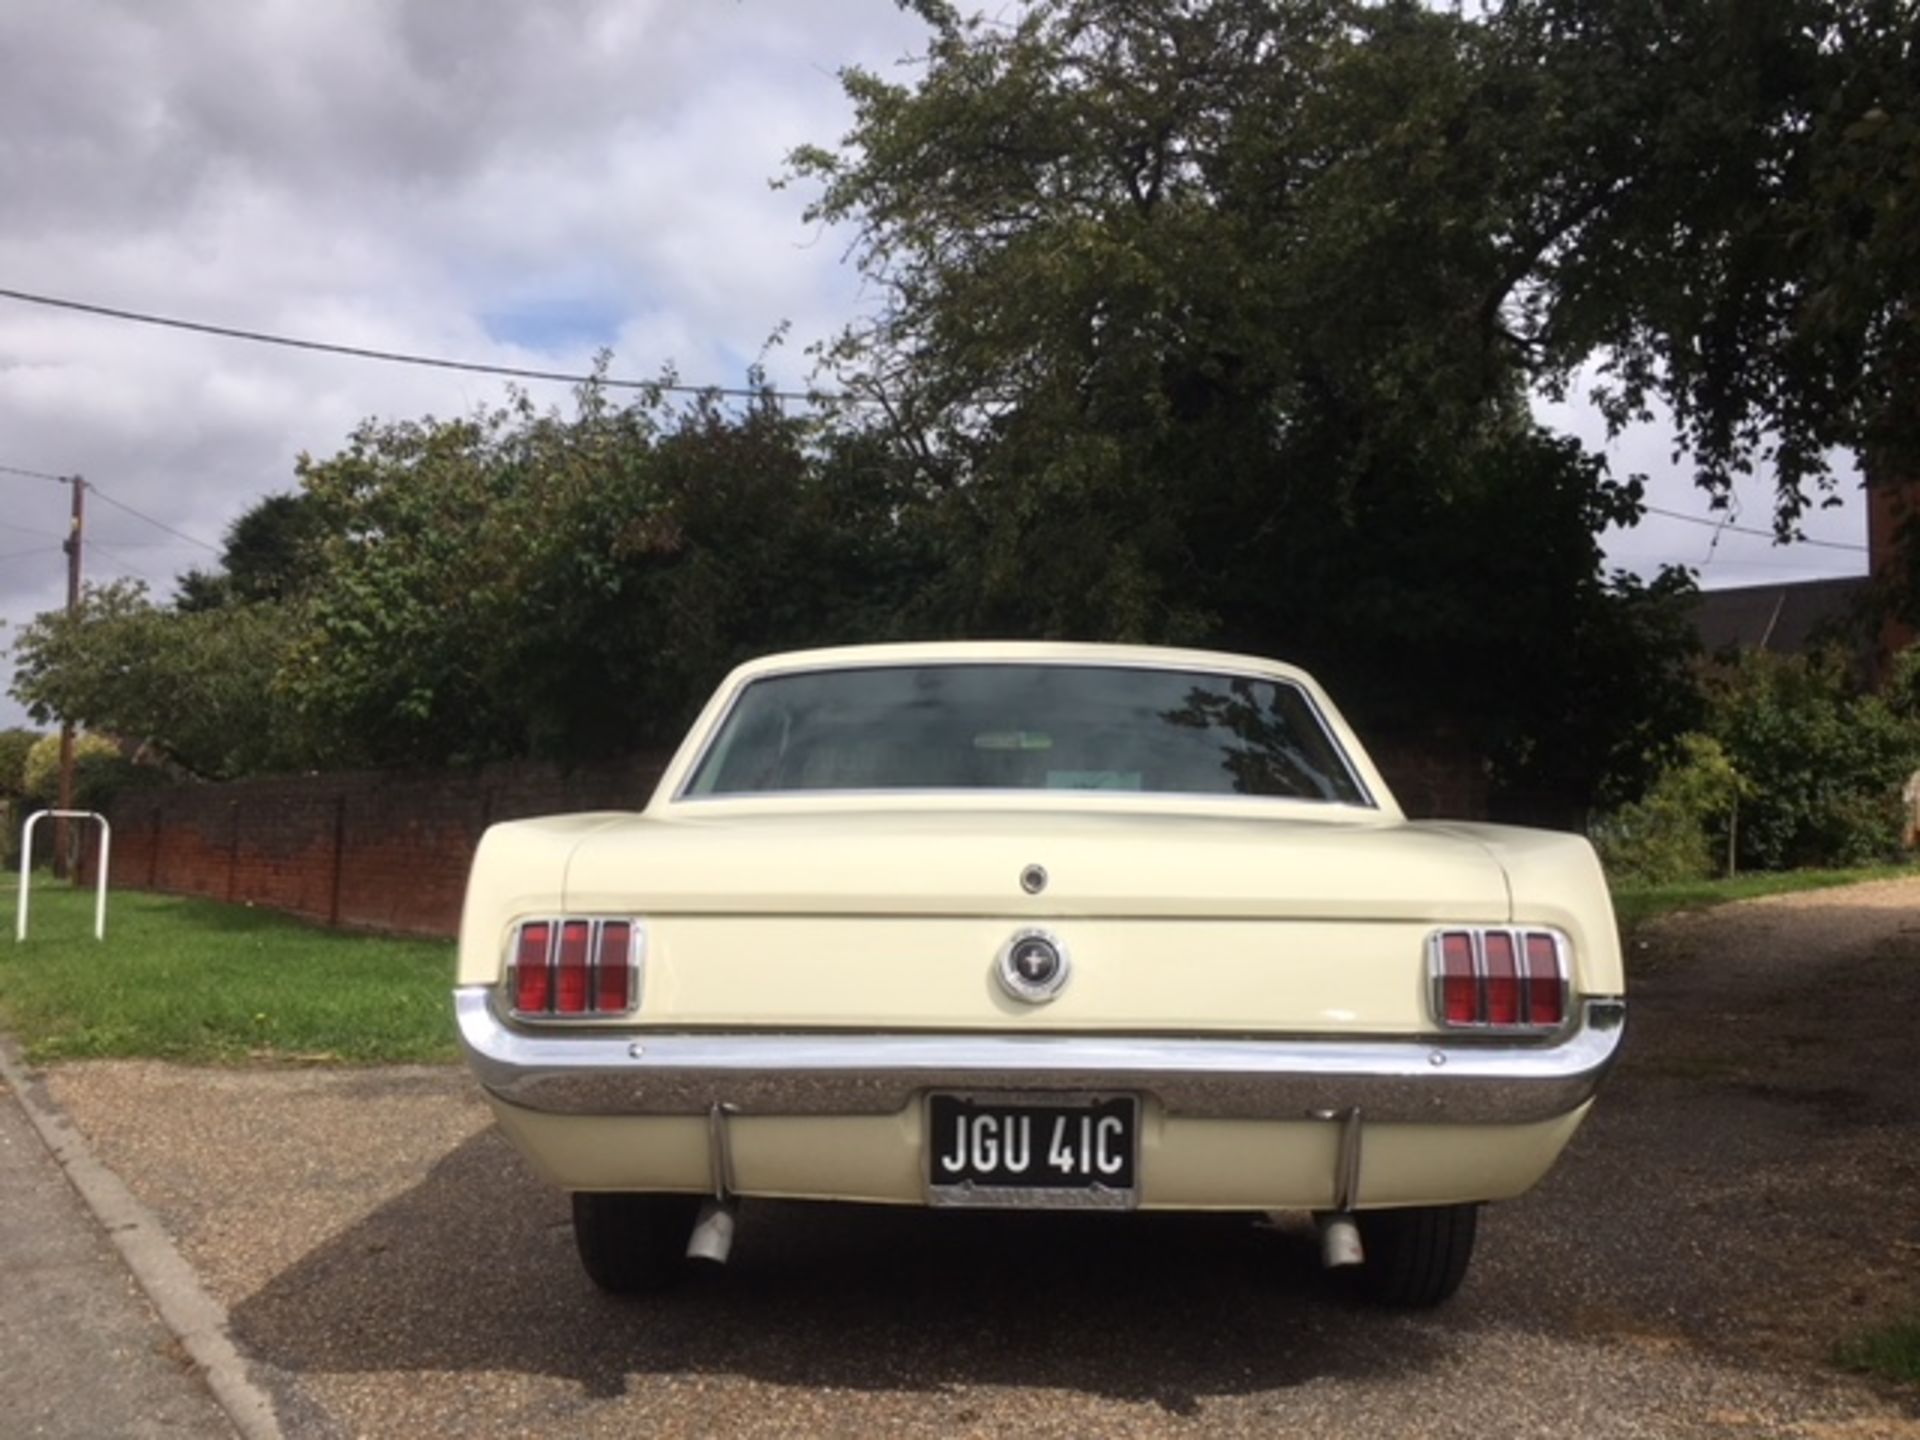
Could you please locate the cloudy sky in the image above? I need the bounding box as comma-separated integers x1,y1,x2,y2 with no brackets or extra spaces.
0,0,1871,732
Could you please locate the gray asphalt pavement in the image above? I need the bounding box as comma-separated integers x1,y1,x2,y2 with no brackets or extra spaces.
10,877,1920,1437
0,1073,235,1439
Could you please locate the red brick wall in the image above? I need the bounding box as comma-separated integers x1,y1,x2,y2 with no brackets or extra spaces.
1368,736,1489,823
83,758,669,938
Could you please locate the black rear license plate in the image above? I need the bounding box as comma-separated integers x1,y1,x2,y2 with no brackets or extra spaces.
926,1093,1138,1209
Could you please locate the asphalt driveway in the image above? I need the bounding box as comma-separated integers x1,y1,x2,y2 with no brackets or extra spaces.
33,878,1920,1437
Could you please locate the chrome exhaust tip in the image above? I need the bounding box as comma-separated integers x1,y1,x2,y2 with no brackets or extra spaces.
686,1197,737,1264
1315,1211,1365,1268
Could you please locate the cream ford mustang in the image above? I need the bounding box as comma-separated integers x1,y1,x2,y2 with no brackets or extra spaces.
455,642,1624,1306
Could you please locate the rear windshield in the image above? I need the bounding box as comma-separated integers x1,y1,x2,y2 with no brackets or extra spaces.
684,663,1368,803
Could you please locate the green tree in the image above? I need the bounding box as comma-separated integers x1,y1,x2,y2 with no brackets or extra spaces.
176,490,329,612
1482,0,1920,522
21,731,122,806
791,0,1707,810
9,381,924,776
9,580,304,780
285,380,903,766
1593,734,1751,885
1886,644,1920,722
0,727,40,799
0,726,41,869
1701,647,1920,869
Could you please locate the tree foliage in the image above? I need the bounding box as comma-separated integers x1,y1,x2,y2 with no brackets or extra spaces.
176,491,328,612
1594,643,1920,878
1699,646,1920,869
0,727,42,799
7,384,919,776
283,382,910,766
9,580,303,780
1484,0,1920,516
1592,733,1751,885
792,0,1719,806
801,0,1919,517
21,731,123,806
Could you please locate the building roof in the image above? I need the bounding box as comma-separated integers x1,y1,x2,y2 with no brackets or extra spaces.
1688,576,1871,655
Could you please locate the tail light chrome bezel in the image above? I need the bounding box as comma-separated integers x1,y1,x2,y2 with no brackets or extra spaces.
506,916,645,1020
1426,927,1571,1034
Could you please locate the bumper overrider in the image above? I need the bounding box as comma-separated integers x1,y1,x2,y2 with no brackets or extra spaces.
455,987,1625,1126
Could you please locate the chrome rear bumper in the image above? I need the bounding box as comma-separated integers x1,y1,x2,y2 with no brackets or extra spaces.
455,988,1625,1126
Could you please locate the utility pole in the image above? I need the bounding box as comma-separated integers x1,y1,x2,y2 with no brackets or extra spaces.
53,474,84,880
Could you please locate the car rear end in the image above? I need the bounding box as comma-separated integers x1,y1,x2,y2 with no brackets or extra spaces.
453,644,1626,1303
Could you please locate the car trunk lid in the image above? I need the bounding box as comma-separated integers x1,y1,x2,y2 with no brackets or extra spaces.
554,807,1508,1034
563,805,1508,922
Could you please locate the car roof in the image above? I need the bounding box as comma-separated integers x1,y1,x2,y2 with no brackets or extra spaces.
724,641,1318,686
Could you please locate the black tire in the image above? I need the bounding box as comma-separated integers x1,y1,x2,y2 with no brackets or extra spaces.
571,1192,704,1295
1353,1203,1478,1307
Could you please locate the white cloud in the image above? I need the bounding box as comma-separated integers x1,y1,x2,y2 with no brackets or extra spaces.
0,0,928,728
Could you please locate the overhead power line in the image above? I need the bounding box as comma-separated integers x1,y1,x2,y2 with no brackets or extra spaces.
88,541,165,585
1640,503,1868,553
0,285,849,405
0,517,62,540
87,484,221,554
0,462,69,484
0,544,62,564
0,463,220,556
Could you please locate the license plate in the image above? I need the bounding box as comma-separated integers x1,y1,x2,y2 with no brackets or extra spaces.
926,1092,1138,1209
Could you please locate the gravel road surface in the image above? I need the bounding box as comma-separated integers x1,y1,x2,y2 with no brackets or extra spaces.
41,878,1920,1437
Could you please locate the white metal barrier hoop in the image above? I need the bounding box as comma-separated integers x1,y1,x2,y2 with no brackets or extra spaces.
15,810,111,942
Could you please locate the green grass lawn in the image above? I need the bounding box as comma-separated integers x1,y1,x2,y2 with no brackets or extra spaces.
1610,864,1916,929
0,874,456,1065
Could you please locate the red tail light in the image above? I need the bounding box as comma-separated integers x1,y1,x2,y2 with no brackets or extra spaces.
513,922,552,1014
1439,931,1478,1025
1482,931,1520,1025
507,917,642,1019
595,922,632,1011
1429,928,1570,1032
556,921,591,1014
1524,932,1565,1026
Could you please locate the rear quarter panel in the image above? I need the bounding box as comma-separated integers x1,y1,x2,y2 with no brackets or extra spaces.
455,814,630,987
1414,822,1624,996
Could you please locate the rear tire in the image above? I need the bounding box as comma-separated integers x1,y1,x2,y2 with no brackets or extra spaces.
571,1192,703,1295
1353,1203,1478,1307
